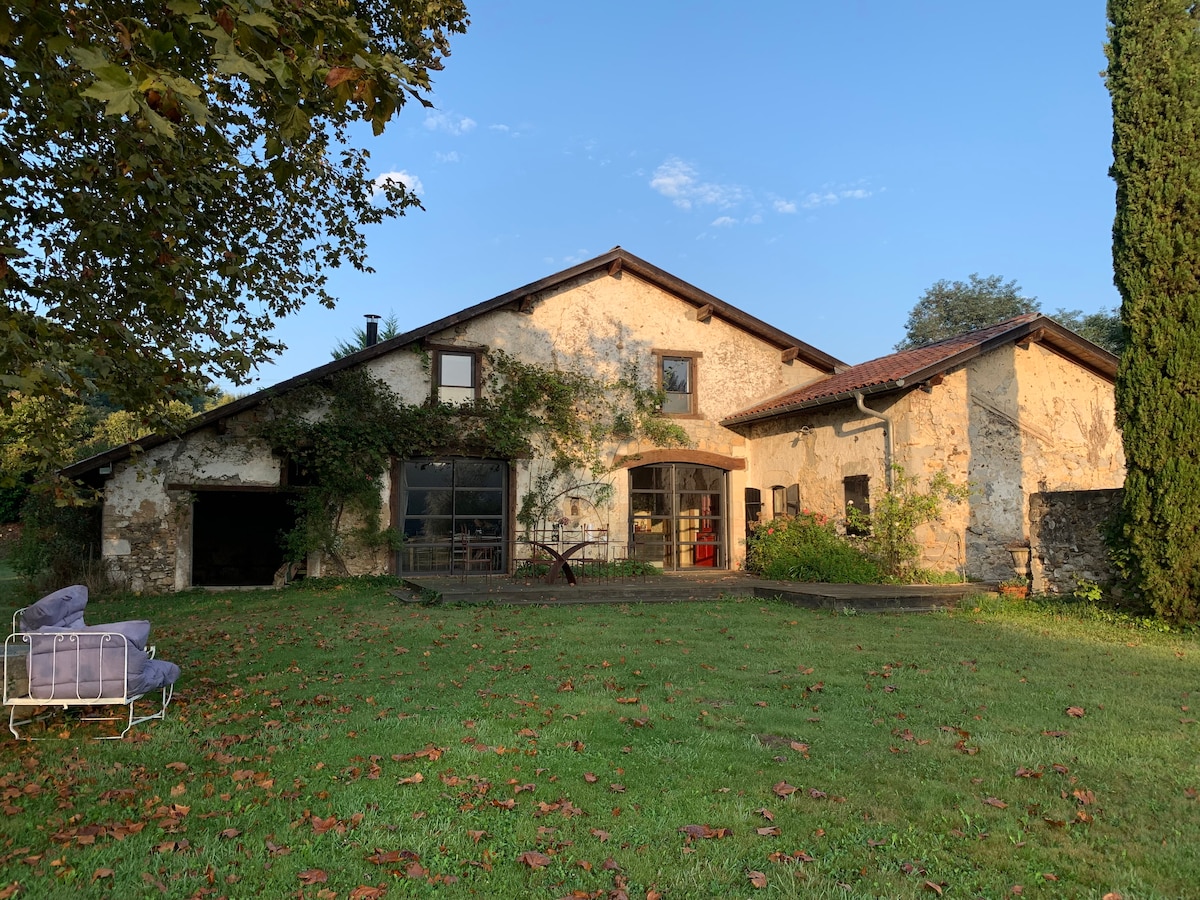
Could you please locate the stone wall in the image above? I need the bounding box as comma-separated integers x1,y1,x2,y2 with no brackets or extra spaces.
1028,489,1122,594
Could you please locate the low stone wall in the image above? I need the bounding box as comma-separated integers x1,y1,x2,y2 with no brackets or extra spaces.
1028,489,1122,594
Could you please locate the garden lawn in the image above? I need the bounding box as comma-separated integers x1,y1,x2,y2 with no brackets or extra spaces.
0,585,1197,899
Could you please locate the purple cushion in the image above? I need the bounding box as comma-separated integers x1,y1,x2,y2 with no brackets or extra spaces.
26,623,152,700
20,585,88,630
130,658,181,696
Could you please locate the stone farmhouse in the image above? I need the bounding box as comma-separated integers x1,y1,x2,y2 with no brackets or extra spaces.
64,248,1125,592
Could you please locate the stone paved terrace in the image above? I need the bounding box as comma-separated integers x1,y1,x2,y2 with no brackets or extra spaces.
396,571,991,614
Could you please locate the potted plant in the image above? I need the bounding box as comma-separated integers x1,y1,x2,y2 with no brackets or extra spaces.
998,576,1029,598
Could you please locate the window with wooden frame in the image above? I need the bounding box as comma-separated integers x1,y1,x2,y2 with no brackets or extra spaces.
434,349,479,406
844,474,871,535
654,350,699,415
771,485,787,518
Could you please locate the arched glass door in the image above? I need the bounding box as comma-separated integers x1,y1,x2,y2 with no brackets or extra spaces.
629,464,726,570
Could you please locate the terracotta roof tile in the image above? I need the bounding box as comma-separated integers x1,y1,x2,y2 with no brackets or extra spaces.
724,313,1044,424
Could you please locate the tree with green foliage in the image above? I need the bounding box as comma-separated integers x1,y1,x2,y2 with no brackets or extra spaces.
1106,1,1200,624
897,274,1123,355
0,0,469,481
895,274,1039,349
331,313,403,359
1052,307,1125,355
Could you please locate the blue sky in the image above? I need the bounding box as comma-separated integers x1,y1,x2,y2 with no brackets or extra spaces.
247,1,1118,388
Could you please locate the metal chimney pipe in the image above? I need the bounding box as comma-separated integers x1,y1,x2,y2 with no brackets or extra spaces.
364,314,380,347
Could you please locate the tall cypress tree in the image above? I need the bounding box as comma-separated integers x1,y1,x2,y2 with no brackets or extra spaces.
1107,2,1200,623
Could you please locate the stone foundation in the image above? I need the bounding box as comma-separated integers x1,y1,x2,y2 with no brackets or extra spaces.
1028,489,1122,594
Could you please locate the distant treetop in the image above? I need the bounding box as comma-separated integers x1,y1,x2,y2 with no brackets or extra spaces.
896,274,1123,355
895,274,1038,350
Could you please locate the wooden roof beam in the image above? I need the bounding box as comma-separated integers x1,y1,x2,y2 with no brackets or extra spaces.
1017,327,1046,349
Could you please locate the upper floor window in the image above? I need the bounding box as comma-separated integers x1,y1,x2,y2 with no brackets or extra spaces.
436,350,478,405
657,352,697,415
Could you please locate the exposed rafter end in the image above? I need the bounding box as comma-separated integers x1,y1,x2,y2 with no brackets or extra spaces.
694,303,714,323
517,295,536,313
607,258,623,277
920,373,945,393
781,346,801,363
1017,328,1046,349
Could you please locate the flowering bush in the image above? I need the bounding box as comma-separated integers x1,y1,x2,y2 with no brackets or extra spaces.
745,511,881,583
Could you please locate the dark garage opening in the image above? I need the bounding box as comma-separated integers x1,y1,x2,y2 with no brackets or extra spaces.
192,491,296,586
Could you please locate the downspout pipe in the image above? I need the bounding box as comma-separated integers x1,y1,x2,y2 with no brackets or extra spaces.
854,390,895,491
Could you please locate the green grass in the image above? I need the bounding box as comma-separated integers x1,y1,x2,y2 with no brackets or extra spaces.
1,586,1197,898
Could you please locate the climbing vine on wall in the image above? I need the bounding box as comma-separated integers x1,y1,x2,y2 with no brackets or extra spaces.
255,353,689,570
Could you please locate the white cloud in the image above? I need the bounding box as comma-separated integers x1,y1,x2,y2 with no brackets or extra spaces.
489,124,510,133
800,185,875,209
711,216,737,227
650,157,744,210
372,170,423,198
435,151,460,163
801,191,839,209
773,199,797,214
424,111,476,135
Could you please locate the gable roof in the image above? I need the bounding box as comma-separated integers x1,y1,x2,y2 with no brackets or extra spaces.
721,313,1119,427
63,247,843,479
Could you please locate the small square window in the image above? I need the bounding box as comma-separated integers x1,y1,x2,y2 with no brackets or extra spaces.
437,351,477,405
660,355,694,414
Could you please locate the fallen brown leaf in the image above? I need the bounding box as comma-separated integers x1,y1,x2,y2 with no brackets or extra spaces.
518,850,552,869
772,781,797,798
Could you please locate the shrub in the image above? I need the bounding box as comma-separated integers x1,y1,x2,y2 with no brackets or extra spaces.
846,465,969,579
0,483,28,524
745,511,881,583
9,492,109,597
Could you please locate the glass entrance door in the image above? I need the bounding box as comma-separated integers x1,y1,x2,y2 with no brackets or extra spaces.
629,464,726,570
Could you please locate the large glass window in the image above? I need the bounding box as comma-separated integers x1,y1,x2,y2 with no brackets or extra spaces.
399,459,505,574
437,351,477,405
630,463,725,570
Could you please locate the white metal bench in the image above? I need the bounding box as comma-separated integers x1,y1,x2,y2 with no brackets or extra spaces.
3,608,178,740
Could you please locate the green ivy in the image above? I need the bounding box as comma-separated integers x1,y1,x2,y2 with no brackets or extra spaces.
255,355,689,569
